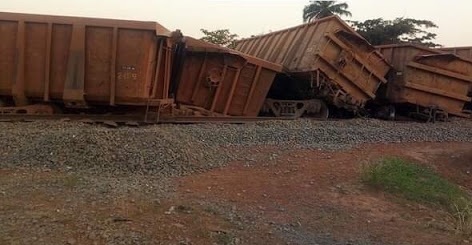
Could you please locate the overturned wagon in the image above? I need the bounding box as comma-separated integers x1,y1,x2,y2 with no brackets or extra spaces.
0,12,175,117
235,16,390,117
378,44,472,120
175,38,283,117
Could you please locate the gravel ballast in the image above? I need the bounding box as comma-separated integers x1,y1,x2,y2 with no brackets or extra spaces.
0,118,471,175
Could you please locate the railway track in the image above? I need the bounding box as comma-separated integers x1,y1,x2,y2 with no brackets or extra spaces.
0,112,441,127
0,114,295,126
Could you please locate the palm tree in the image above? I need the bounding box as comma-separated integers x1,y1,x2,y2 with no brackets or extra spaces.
303,1,352,22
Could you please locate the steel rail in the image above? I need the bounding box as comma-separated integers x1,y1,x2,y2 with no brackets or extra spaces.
0,114,296,125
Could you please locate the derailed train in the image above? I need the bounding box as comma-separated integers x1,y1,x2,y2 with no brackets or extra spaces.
0,12,282,122
234,16,472,121
0,12,471,123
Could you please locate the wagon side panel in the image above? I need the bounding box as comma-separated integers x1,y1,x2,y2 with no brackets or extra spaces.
0,20,18,96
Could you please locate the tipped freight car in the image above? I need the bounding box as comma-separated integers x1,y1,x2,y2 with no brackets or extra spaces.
175,37,283,117
234,16,391,118
378,44,472,121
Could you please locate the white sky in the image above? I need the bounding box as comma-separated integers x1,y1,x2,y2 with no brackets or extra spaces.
0,0,471,47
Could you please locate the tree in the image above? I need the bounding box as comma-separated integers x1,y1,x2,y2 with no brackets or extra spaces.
200,29,239,48
303,1,352,22
350,18,440,47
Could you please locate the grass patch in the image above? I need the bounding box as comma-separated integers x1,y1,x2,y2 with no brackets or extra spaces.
453,202,472,236
362,157,472,235
362,158,467,207
61,174,82,188
212,231,237,245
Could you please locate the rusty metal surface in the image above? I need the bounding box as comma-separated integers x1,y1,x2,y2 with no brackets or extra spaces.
0,12,174,109
378,44,442,68
438,46,472,61
234,16,390,110
175,37,282,117
378,44,472,117
0,12,171,36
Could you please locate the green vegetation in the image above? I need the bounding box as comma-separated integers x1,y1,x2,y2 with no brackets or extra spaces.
200,29,239,48
363,158,472,235
350,18,439,47
212,231,236,245
362,158,467,206
303,1,352,22
453,202,472,236
62,174,82,188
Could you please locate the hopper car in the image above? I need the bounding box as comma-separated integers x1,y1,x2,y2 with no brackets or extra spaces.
234,16,391,119
378,44,472,121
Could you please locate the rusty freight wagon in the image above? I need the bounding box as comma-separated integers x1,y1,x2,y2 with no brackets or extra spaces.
438,46,472,61
378,44,472,120
0,12,175,118
437,46,472,112
234,16,391,116
175,37,283,117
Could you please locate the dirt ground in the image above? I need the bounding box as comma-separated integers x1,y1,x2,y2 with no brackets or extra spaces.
1,142,471,245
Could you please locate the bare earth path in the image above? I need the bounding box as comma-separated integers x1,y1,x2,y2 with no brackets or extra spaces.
1,141,471,245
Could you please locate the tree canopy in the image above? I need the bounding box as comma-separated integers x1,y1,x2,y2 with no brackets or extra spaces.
303,1,351,22
350,18,440,47
200,29,239,48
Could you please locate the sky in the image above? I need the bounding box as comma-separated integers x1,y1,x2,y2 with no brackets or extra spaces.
0,0,471,47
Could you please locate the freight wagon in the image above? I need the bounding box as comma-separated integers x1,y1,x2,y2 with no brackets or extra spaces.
175,37,282,117
378,44,472,121
438,46,472,114
438,46,472,61
234,16,391,118
0,12,176,117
